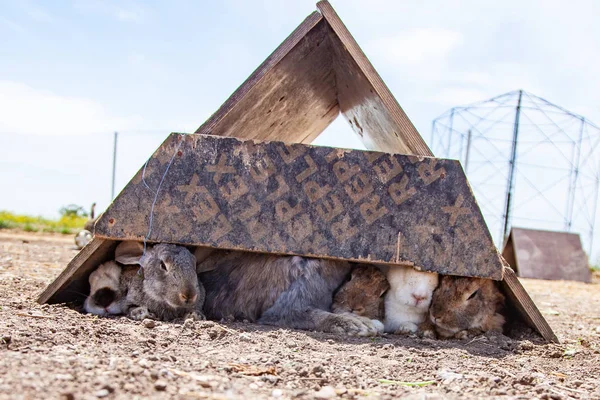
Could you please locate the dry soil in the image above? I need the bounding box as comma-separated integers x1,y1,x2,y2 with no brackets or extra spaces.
0,231,599,400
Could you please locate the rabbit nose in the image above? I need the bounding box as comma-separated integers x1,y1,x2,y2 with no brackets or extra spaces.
412,294,427,304
179,292,198,304
353,307,365,315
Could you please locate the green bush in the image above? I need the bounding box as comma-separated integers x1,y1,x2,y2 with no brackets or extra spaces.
0,208,89,235
0,219,15,229
23,224,37,232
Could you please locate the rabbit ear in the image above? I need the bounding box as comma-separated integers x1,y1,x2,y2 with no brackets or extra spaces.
115,241,146,265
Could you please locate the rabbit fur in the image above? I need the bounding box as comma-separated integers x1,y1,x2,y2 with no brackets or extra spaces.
332,264,389,333
383,265,439,335
83,261,124,316
198,251,381,336
84,241,205,321
429,275,506,339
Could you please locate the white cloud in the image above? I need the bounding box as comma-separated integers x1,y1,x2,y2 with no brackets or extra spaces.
0,81,145,135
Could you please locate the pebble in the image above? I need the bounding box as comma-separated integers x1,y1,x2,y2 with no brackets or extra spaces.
154,380,168,391
1,335,11,346
95,389,110,398
239,333,252,342
314,386,337,399
143,319,156,329
518,341,534,351
55,373,75,381
183,318,195,329
272,389,283,398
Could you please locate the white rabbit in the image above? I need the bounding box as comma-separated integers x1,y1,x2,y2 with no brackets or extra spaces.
383,265,439,335
83,261,124,316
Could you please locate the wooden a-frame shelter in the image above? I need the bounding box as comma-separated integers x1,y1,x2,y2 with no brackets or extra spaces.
38,1,557,343
503,227,591,283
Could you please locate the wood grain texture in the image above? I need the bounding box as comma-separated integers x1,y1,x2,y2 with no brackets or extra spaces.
37,238,117,304
195,14,339,144
501,266,559,343
317,1,433,156
502,227,591,283
95,133,504,280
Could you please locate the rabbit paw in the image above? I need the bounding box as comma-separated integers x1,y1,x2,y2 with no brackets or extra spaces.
128,306,155,321
420,329,437,339
393,322,419,335
185,311,206,321
327,314,380,337
454,328,484,340
370,319,385,334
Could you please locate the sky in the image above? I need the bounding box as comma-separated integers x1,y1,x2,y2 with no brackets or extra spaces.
1,0,600,258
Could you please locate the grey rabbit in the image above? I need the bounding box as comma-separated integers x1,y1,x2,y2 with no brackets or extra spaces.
84,241,206,322
197,249,381,336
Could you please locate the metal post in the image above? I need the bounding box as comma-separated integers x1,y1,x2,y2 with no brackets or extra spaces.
447,109,455,158
590,174,600,257
430,120,436,152
464,129,473,173
565,118,585,230
111,131,118,200
502,90,523,240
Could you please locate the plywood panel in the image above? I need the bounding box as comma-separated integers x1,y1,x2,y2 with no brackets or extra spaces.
37,238,117,304
95,133,504,280
196,15,339,144
317,1,433,156
501,266,559,342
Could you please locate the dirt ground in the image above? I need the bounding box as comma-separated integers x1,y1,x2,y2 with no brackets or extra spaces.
0,231,599,400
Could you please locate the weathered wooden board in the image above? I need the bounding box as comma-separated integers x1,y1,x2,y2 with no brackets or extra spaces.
501,265,559,343
95,133,504,280
317,1,433,155
195,14,339,144
502,227,591,283
37,238,117,304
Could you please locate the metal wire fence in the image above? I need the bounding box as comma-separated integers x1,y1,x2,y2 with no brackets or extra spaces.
431,90,600,261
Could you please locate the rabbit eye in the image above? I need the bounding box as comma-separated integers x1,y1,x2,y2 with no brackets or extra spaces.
160,261,168,271
467,289,479,300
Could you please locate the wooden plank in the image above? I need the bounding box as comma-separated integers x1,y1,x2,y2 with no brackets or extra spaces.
317,1,433,156
503,227,591,283
501,232,518,273
37,238,117,304
501,266,559,343
95,133,504,280
195,14,339,144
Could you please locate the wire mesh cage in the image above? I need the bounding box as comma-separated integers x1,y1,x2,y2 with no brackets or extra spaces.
431,90,600,258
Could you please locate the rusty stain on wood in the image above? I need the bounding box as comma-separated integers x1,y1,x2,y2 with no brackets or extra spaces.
95,133,504,280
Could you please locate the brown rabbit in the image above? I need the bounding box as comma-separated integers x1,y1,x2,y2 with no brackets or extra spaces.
332,264,389,321
429,275,506,339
